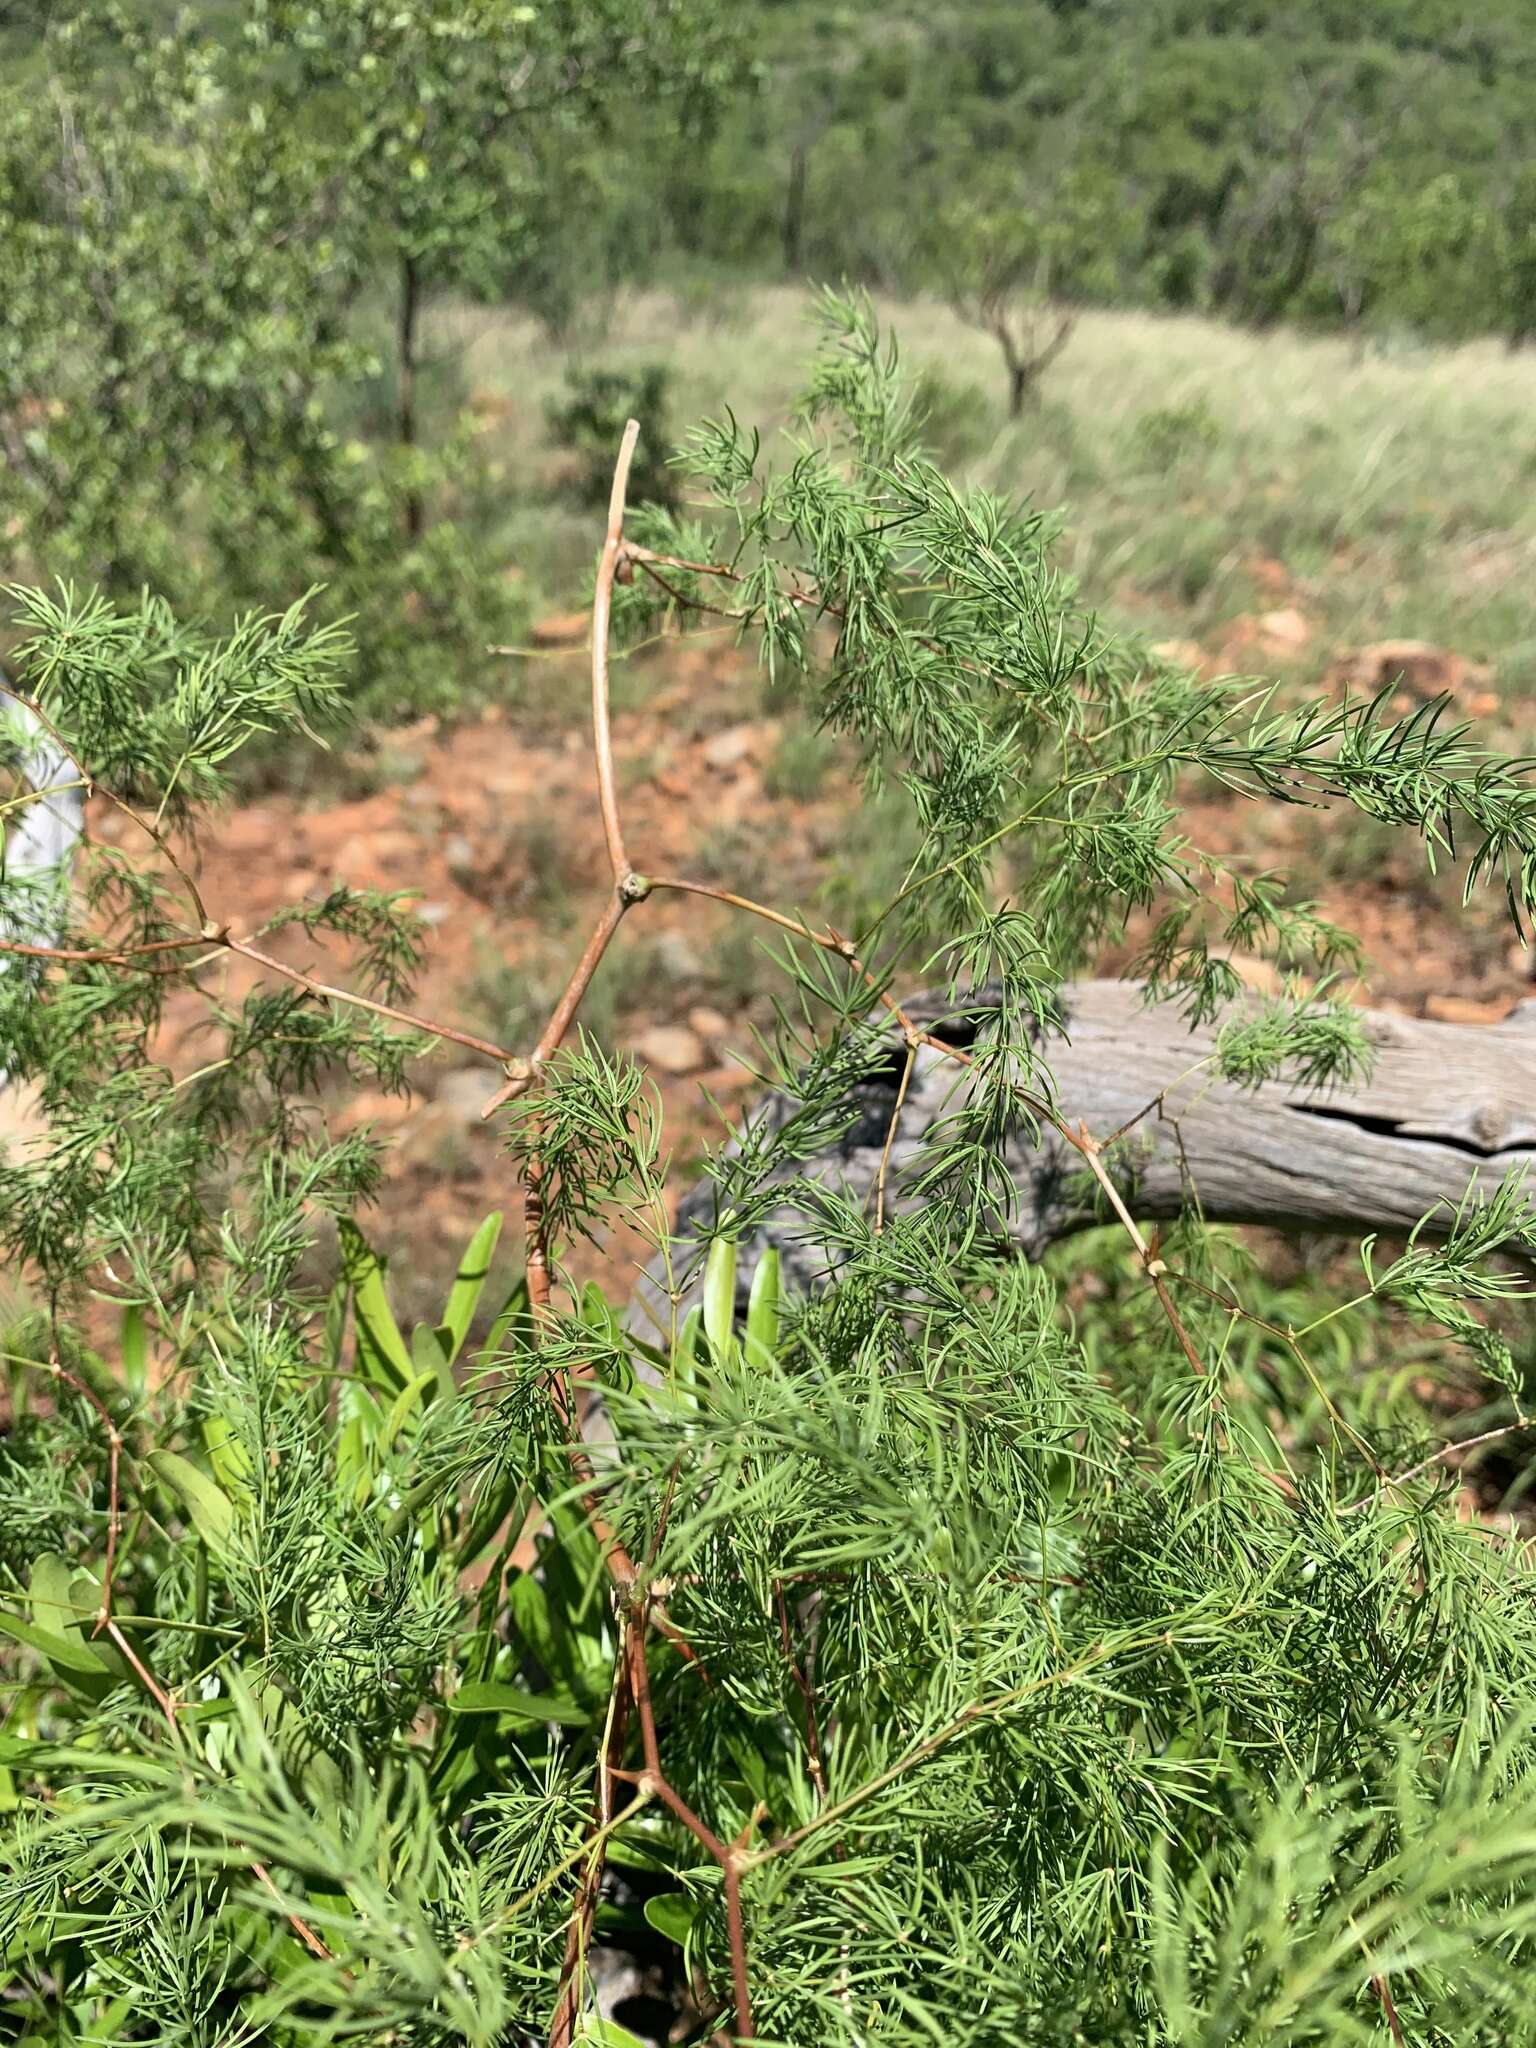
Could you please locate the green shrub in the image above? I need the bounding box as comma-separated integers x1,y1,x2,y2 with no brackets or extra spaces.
548,364,681,509
1128,397,1222,470
6,299,1536,2046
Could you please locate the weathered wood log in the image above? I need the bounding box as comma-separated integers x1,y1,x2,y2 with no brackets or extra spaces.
628,980,1536,1332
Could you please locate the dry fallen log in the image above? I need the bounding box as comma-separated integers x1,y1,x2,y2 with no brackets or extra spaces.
629,980,1536,1330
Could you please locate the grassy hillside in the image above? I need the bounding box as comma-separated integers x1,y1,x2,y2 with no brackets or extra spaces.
460,287,1536,711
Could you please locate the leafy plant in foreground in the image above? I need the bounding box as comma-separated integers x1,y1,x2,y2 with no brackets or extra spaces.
4,299,1536,2045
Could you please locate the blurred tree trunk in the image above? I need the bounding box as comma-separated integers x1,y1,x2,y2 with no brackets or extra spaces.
782,141,809,274
398,250,423,542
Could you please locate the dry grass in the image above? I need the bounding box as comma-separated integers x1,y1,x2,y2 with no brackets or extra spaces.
440,285,1536,707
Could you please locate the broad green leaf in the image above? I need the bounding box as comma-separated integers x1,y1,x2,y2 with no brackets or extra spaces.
29,1554,84,1650
445,1681,592,1725
340,1220,412,1391
745,1246,781,1366
0,1737,164,1780
202,1414,253,1503
321,1277,348,1373
539,1490,606,1617
505,1567,558,1668
0,1611,113,1681
702,1236,737,1361
643,1892,703,1948
505,1569,610,1702
573,2021,650,2048
148,1449,235,1556
579,1281,623,1344
411,1320,454,1403
336,1387,373,1505
69,1345,131,1422
605,1831,685,1875
672,1306,702,1380
385,1367,440,1444
482,1274,531,1358
84,1999,136,2044
2,1912,92,1965
455,1468,527,1568
442,1210,502,1360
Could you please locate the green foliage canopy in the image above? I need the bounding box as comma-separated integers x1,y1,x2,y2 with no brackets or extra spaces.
0,0,737,714
5,302,1536,2043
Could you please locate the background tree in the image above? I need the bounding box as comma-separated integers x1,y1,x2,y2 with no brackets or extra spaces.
246,0,738,535
639,0,1536,346
1497,162,1536,351
923,158,1140,414
1321,170,1498,345
0,0,737,714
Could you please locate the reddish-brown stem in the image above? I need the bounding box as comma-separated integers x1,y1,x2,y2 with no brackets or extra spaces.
224,935,516,1065
99,1422,121,1624
641,873,854,952
625,1616,754,2038
549,1628,635,2048
480,892,629,1120
1068,1120,1209,1378
104,1618,179,1732
251,1860,337,1964
523,1151,554,1324
12,922,521,1070
43,1355,184,1732
626,544,839,623
722,1863,753,2043
0,931,210,964
621,543,739,582
634,558,741,622
743,1620,1201,1874
1372,1973,1407,2047
640,877,928,1055
494,423,1254,2038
